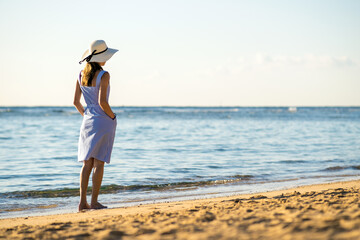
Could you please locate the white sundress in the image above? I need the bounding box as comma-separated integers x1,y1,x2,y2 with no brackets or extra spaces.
77,70,117,164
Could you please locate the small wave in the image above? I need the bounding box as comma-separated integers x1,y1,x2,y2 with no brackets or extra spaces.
195,108,239,113
230,175,254,179
0,176,255,199
324,165,360,171
207,165,222,169
136,126,153,130
0,107,79,117
279,160,307,164
288,107,297,113
162,108,239,113
0,137,12,140
0,173,70,180
215,148,226,152
0,108,12,113
326,166,346,171
52,109,80,116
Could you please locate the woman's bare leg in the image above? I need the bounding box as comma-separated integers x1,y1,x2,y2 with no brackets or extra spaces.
91,158,107,209
78,158,94,211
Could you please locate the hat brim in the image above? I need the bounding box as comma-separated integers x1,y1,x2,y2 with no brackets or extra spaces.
81,48,118,63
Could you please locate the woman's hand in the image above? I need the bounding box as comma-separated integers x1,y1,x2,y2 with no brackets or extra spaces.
73,80,84,116
99,72,115,119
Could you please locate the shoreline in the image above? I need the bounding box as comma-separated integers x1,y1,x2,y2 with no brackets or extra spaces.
1,179,359,239
3,175,358,220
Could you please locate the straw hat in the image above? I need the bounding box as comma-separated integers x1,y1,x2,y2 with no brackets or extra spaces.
79,40,118,64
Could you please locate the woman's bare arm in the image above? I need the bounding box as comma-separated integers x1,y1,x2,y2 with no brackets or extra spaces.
73,80,85,116
99,72,115,119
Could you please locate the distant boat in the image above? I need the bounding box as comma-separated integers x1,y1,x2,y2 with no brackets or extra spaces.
288,107,297,113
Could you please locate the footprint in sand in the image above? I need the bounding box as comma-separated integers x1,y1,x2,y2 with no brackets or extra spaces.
68,233,91,238
198,211,216,222
136,228,156,235
161,228,177,235
109,230,127,237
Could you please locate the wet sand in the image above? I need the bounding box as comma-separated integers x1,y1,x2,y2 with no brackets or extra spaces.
1,180,359,239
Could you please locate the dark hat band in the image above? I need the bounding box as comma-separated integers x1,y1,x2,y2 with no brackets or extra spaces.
79,47,108,64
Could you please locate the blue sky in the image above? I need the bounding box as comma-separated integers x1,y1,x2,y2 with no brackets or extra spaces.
0,0,359,106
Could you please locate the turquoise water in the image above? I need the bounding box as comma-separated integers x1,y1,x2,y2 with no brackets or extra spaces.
0,106,359,218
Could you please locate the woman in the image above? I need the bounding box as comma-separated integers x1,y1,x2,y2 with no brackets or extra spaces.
73,40,118,211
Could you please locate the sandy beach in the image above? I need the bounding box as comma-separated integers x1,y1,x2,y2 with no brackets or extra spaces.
1,180,359,240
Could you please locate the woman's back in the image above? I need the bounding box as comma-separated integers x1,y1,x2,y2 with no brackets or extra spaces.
81,70,101,87
78,70,110,117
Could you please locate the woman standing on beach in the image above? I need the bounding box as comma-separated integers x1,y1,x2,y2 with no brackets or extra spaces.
73,40,118,211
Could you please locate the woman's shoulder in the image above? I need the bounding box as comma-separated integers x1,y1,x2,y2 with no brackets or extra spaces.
99,71,110,86
101,71,110,79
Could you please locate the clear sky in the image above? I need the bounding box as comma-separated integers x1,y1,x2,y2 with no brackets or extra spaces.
0,0,359,106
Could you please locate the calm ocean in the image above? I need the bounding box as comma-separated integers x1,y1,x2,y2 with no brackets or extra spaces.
0,106,359,218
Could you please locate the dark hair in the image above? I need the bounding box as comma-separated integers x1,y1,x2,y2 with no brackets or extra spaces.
81,62,103,86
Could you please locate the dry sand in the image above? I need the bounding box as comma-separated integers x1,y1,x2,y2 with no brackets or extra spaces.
1,180,359,240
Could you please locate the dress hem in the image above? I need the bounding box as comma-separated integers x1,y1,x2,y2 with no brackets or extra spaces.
78,157,110,164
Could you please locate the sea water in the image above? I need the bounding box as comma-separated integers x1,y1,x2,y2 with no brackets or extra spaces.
0,106,359,218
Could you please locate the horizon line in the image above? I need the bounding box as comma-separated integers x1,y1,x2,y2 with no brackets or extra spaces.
1,105,360,108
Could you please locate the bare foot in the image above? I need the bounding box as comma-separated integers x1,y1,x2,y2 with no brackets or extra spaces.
78,202,90,212
91,202,108,209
